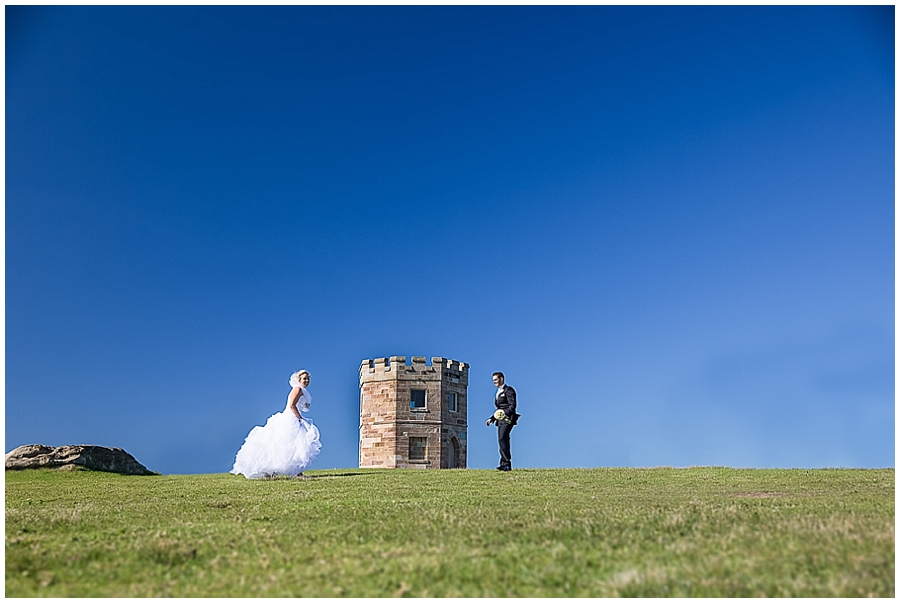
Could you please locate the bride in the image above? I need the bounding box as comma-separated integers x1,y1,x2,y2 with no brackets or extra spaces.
231,370,322,479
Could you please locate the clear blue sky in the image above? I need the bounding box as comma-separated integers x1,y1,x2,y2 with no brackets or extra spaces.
6,6,894,474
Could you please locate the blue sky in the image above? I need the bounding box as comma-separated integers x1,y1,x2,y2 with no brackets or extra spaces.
6,6,894,474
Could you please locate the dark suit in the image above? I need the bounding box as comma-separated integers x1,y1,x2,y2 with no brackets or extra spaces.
488,384,517,470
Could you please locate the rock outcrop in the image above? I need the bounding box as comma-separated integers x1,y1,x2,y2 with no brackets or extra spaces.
5,444,157,475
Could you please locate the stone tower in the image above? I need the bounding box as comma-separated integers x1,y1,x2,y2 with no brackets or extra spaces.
359,356,468,469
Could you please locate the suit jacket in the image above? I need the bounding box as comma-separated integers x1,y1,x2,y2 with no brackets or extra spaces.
489,384,518,425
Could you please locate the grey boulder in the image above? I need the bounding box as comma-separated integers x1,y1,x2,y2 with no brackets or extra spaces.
5,444,157,475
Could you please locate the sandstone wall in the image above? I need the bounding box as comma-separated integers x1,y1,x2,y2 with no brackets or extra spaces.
359,356,468,469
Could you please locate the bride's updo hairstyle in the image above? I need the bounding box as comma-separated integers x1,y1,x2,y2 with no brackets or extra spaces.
289,370,310,388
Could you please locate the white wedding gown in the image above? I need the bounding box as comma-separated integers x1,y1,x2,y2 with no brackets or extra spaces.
231,386,321,479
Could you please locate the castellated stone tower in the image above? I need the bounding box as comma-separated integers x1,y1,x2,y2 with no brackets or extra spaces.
359,356,468,469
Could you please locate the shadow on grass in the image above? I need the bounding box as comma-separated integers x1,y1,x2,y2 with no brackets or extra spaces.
244,470,384,481
308,470,383,479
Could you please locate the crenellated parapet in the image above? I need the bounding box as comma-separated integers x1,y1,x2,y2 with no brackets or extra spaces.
360,356,469,385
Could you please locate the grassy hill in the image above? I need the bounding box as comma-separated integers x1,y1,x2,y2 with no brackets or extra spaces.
5,467,894,597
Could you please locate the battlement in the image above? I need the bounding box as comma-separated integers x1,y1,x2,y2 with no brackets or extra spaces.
359,356,469,384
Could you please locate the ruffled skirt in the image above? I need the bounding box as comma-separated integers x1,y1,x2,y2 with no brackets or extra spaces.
231,410,321,479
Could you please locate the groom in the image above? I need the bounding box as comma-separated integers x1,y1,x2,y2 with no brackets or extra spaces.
485,371,518,471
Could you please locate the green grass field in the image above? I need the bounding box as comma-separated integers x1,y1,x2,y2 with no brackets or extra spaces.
5,467,894,597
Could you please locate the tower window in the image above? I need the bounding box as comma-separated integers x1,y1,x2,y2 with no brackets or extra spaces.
448,392,458,412
409,437,427,461
410,389,426,409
